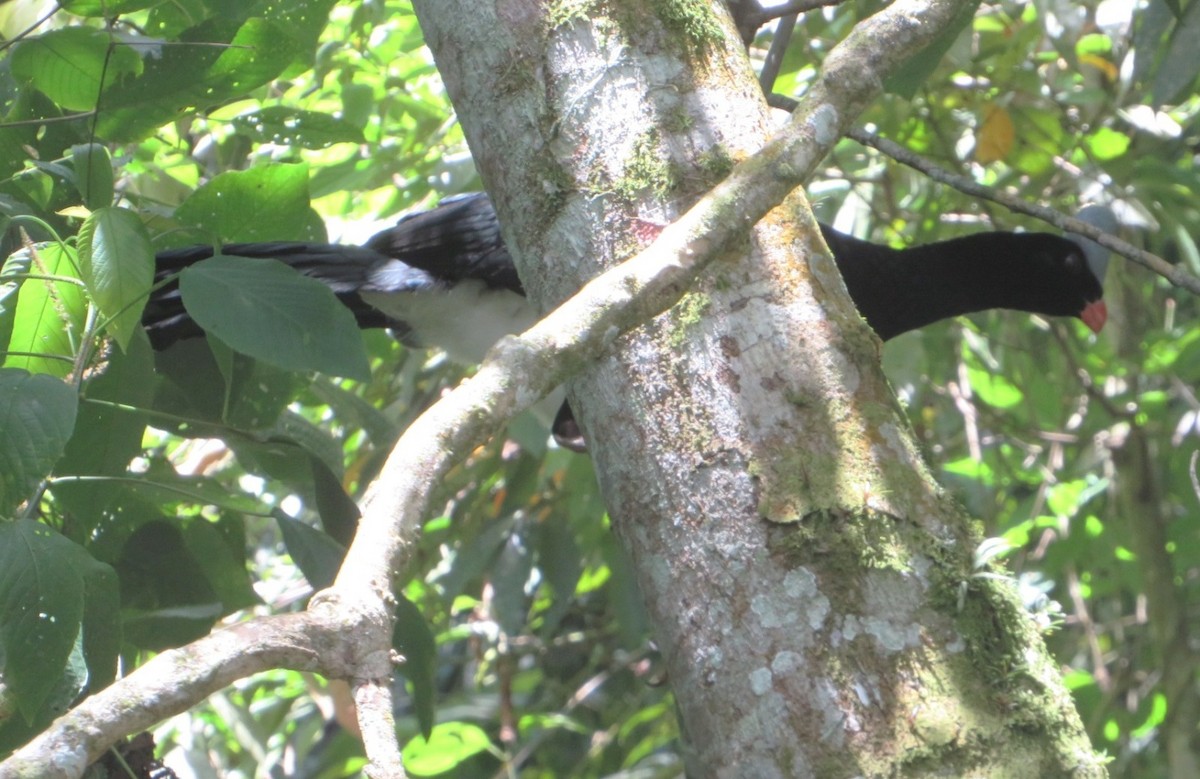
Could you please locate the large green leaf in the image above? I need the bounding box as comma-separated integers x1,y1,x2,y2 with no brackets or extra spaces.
115,517,254,651
402,722,491,776
0,369,78,513
178,255,369,379
275,512,346,590
3,243,87,379
1150,0,1200,105
93,15,326,140
69,143,114,210
78,206,155,350
57,331,155,477
231,107,366,149
885,0,981,98
0,521,100,719
10,28,142,112
174,164,325,243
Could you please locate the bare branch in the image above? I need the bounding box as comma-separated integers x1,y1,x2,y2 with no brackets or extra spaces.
2,614,350,777
758,12,798,94
755,0,848,25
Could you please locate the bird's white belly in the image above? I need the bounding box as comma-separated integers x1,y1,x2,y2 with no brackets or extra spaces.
360,280,539,364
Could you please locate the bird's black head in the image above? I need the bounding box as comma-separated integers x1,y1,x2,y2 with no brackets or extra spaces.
1007,233,1107,332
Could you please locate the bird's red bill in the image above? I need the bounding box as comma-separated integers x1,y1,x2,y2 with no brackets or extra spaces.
1081,300,1107,333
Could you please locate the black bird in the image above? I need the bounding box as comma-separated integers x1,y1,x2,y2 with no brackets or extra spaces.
145,194,1113,445
147,193,1111,348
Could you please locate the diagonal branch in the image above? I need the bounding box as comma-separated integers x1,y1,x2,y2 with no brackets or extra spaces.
343,0,971,595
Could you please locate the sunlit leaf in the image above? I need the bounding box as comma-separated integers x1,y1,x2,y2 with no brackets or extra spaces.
3,244,87,379
10,29,141,111
1083,126,1131,160
402,722,491,776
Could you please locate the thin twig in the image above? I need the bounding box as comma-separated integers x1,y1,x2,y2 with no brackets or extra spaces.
1190,450,1200,506
0,3,62,52
754,0,849,26
759,12,798,95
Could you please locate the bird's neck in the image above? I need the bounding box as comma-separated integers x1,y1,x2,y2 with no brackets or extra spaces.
833,231,1030,341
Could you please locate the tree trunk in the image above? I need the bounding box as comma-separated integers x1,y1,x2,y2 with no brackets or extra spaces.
414,0,1104,775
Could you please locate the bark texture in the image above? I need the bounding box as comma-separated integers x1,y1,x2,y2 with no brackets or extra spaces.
414,1,1104,775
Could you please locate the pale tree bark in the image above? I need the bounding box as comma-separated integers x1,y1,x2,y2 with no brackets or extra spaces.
415,1,1105,776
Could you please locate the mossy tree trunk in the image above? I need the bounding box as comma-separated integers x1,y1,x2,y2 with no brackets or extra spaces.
414,0,1104,775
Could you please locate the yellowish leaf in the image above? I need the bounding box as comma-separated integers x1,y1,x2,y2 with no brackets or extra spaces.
1080,53,1119,81
976,105,1015,164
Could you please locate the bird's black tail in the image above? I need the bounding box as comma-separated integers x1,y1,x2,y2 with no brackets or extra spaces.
145,242,409,349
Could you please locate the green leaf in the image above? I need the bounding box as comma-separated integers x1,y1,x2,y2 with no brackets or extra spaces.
885,0,981,98
402,722,492,776
1151,0,1200,105
275,512,346,590
78,557,121,692
965,362,1023,408
70,144,114,210
0,521,88,719
94,18,310,141
533,516,582,633
1133,0,1177,85
393,595,437,739
231,107,366,149
10,28,141,112
0,632,88,753
1076,33,1113,56
3,243,87,379
1134,693,1168,738
1010,108,1064,176
310,457,360,547
174,164,325,242
61,0,161,15
115,520,227,651
178,255,369,379
78,207,155,349
0,369,78,512
492,522,534,636
942,456,995,485
57,331,155,477
1084,127,1131,161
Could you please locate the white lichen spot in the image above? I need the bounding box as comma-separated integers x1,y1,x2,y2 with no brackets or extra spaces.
771,650,801,675
809,103,840,146
827,349,860,395
750,666,773,695
783,567,830,630
751,591,788,629
841,615,862,642
863,615,920,652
